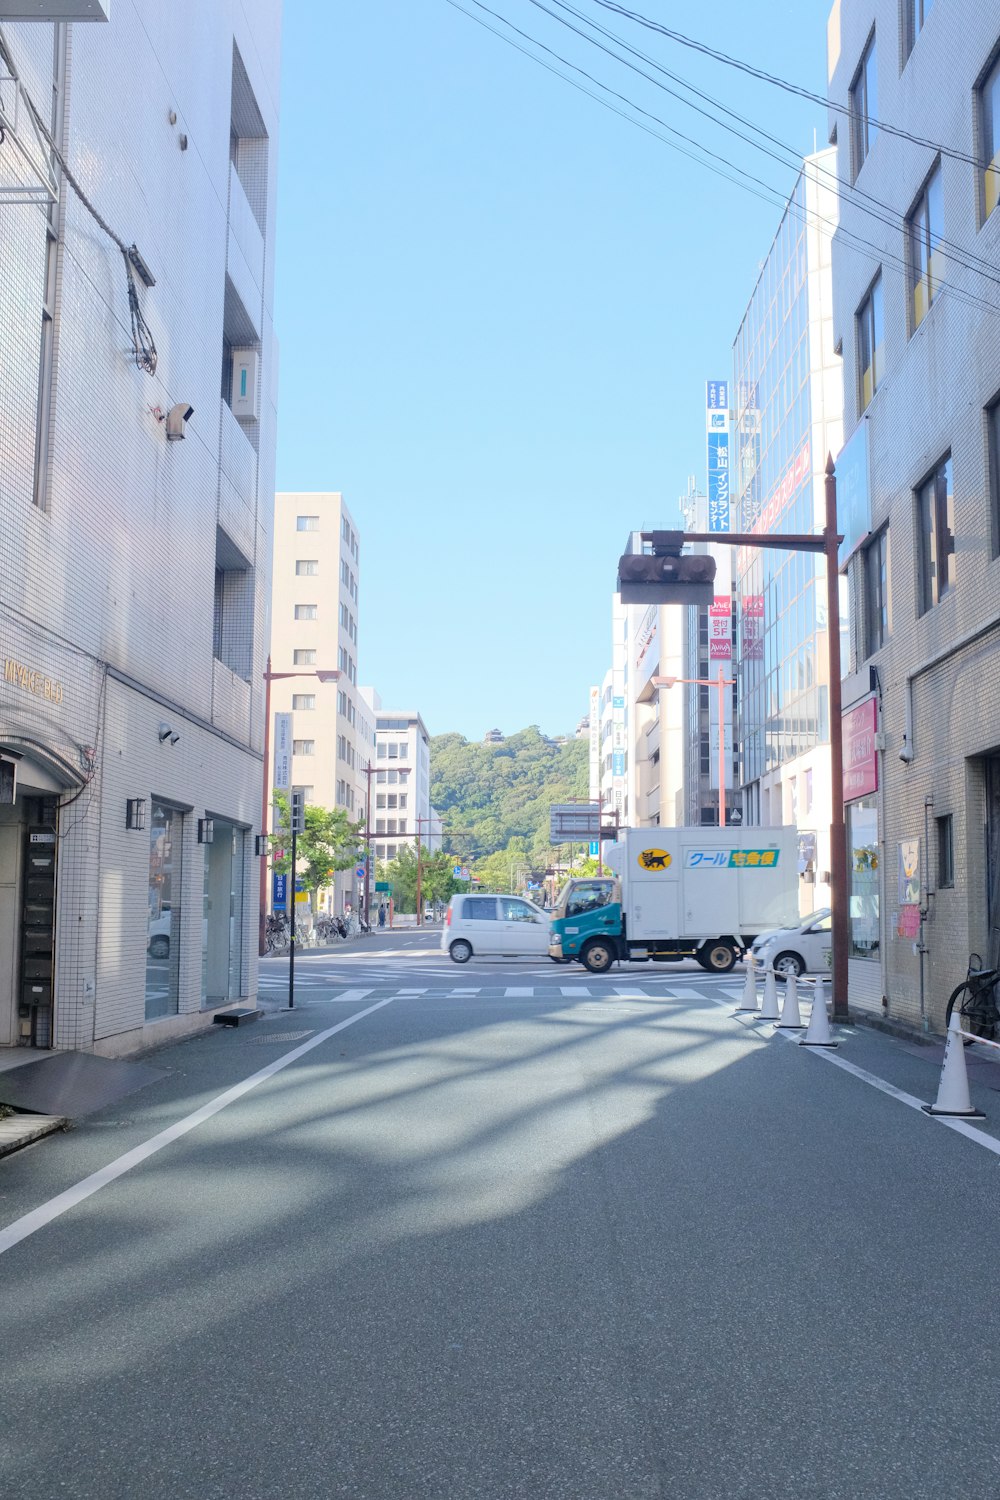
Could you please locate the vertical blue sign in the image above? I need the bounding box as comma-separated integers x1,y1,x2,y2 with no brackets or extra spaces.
706,380,730,533
272,873,287,910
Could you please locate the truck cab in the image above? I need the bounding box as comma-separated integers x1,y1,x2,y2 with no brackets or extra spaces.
549,878,621,969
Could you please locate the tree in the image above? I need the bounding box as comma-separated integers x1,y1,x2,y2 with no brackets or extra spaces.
380,845,461,913
269,790,362,903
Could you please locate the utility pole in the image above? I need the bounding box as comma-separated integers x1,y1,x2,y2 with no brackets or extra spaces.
363,759,374,922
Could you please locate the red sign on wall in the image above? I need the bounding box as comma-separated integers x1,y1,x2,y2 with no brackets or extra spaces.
843,696,878,802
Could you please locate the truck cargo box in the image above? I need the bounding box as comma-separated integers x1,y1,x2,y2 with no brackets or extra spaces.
604,828,799,942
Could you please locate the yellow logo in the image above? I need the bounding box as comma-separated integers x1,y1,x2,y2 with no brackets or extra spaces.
638,848,672,872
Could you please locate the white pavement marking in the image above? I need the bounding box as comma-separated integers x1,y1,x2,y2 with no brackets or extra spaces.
504,987,534,996
560,986,592,996
702,991,1000,1160
451,988,480,995
395,988,427,995
0,997,397,1259
325,988,374,1005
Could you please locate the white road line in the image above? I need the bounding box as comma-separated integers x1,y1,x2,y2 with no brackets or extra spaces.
560,986,592,996
323,988,374,1005
504,987,534,996
395,988,427,995
0,997,397,1258
701,991,1000,1160
451,988,480,995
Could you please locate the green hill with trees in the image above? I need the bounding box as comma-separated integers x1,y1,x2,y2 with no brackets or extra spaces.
428,726,590,893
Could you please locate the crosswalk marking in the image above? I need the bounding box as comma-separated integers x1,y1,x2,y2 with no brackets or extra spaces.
451,988,480,995
327,988,374,1005
504,987,534,996
560,986,592,996
395,987,428,995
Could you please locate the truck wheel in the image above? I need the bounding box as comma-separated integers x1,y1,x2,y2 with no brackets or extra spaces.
449,940,473,964
581,939,614,974
697,940,737,973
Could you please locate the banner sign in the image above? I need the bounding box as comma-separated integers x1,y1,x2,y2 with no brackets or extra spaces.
272,873,287,910
708,595,731,660
706,380,730,532
843,696,878,801
273,712,292,792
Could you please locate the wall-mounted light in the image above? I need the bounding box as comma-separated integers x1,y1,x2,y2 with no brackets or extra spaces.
165,402,194,441
254,834,268,856
198,818,214,844
157,722,180,746
126,798,147,831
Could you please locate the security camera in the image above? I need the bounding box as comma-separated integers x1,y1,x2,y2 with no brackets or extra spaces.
899,734,914,764
165,402,194,441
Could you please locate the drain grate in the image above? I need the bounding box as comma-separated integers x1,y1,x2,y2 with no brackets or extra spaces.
248,1029,316,1044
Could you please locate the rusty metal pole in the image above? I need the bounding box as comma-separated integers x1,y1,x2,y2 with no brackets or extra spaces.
825,456,850,1022
717,665,727,827
258,655,272,957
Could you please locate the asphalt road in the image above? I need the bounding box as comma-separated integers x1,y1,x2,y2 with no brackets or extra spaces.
3,931,1000,1498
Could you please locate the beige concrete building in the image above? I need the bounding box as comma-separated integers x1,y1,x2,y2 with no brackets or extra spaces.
270,493,373,913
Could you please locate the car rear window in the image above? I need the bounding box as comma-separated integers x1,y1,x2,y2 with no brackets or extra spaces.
463,897,498,921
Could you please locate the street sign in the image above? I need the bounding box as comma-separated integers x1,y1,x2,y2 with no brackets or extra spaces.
272,873,287,910
550,803,600,843
375,881,391,892
453,865,462,877
273,712,292,792
589,842,599,858
355,866,365,878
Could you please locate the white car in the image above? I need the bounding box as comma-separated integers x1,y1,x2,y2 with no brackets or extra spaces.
442,893,550,963
750,909,831,978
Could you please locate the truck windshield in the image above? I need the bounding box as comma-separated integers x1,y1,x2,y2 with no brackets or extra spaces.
554,879,617,920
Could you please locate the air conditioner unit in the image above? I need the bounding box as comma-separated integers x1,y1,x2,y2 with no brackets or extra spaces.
231,349,260,420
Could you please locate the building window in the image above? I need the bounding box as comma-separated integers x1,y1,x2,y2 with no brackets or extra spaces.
292,694,315,710
981,49,1000,223
937,814,954,889
295,604,317,620
213,530,254,681
847,797,879,959
296,560,318,576
294,649,316,665
988,397,1000,557
908,162,944,331
904,0,932,60
916,455,954,612
296,516,319,531
863,529,890,654
857,274,884,411
293,740,315,755
299,786,314,801
850,33,877,177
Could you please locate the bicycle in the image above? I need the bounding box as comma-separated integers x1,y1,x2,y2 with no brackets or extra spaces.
945,954,1000,1042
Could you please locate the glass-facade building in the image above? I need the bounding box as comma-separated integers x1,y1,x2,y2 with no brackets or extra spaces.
732,151,843,908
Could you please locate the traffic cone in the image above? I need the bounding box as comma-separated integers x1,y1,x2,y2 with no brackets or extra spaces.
799,977,838,1048
776,971,804,1029
758,966,780,1021
734,961,759,1013
922,1009,986,1118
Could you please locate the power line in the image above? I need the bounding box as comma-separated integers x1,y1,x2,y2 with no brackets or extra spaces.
443,0,1000,320
586,0,993,174
538,0,1000,288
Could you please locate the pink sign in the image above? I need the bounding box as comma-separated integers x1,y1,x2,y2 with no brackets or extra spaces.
843,696,878,802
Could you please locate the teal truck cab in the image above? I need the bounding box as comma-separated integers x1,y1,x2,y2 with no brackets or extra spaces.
549,826,799,974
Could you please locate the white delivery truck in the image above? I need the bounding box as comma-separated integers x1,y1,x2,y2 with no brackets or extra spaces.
548,826,800,973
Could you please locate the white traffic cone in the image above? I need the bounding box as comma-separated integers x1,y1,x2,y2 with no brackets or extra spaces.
922,1008,986,1118
759,966,780,1021
776,971,804,1029
799,977,838,1048
734,961,759,1013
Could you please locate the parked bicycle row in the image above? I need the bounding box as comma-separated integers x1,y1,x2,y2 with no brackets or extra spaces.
264,911,371,953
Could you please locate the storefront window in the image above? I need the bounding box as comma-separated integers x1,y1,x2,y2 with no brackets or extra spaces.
202,821,245,1007
146,802,181,1020
847,797,879,958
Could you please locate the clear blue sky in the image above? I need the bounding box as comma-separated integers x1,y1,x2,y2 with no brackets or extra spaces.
274,0,833,740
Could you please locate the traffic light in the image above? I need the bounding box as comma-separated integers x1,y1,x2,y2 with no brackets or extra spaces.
618,532,716,606
290,788,305,835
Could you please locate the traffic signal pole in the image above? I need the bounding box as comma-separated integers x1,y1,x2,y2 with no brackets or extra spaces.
288,822,297,1012
677,457,848,1021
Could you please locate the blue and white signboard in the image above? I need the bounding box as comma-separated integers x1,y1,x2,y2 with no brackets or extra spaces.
706,380,730,533
835,420,872,570
612,750,625,777
589,841,600,858
272,873,287,910
453,865,462,878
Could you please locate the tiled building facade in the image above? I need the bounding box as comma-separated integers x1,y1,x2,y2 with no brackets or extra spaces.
0,3,280,1052
828,0,1000,1026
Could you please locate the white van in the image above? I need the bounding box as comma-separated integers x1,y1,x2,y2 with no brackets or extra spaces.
442,893,550,963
